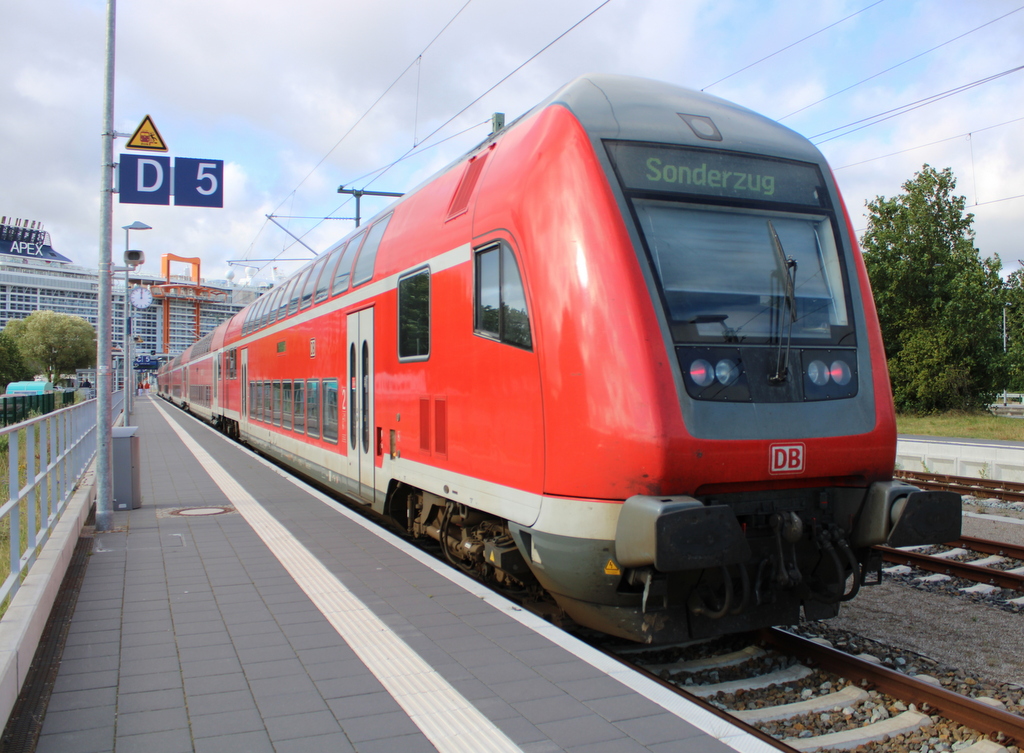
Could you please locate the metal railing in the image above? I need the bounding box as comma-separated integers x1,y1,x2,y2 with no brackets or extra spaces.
0,391,123,609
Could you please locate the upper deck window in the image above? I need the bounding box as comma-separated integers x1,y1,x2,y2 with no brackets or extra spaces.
352,214,392,287
276,277,299,322
331,232,364,296
288,266,313,315
300,255,329,310
315,242,345,303
398,268,430,360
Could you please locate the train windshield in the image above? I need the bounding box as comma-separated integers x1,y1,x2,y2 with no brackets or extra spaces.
634,202,850,344
606,141,854,345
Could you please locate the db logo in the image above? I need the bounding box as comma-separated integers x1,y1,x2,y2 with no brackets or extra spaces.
770,443,805,474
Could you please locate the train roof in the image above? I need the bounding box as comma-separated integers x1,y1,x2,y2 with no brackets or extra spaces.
539,74,823,166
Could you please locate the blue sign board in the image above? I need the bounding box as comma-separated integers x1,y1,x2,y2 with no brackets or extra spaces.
119,155,172,205
133,355,161,371
118,155,224,207
174,158,224,207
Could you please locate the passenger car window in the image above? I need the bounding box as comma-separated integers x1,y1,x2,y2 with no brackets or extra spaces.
306,380,320,439
352,214,392,287
287,267,312,316
275,278,298,322
331,232,365,296
300,255,328,310
293,380,305,433
323,379,339,443
398,269,430,360
316,243,346,302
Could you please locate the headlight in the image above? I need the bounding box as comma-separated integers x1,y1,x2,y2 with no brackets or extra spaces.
807,359,829,386
716,359,740,386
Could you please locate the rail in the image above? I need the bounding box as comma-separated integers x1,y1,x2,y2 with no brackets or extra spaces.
758,628,1024,743
894,469,1024,503
877,535,1024,593
0,391,123,610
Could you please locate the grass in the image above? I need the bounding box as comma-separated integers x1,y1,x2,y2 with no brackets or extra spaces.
896,411,1024,441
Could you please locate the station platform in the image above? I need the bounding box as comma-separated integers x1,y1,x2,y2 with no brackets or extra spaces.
30,396,773,753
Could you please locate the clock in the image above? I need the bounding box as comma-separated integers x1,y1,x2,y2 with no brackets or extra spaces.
129,286,153,310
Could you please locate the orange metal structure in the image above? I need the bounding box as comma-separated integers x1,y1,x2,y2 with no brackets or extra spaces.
157,254,228,353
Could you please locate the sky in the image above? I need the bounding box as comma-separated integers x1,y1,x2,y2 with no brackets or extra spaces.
2,0,1022,285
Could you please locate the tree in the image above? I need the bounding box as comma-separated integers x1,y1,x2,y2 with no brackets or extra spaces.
1002,269,1024,392
0,330,32,386
3,311,97,383
861,165,1003,413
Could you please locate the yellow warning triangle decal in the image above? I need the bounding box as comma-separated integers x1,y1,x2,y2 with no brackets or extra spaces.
604,560,621,576
126,115,168,151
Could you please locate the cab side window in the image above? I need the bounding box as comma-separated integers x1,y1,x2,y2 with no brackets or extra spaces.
474,243,532,349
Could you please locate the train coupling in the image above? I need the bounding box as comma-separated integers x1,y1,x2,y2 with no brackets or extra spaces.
851,480,962,548
614,495,751,571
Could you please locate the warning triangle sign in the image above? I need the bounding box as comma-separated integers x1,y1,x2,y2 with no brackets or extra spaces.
126,115,168,151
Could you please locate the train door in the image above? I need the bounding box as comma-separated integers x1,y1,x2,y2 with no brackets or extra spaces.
240,349,248,427
346,308,375,504
213,357,220,413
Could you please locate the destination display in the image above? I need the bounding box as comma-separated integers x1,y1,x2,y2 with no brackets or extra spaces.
606,142,827,207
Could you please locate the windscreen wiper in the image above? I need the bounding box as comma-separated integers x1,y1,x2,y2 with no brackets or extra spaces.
768,220,797,383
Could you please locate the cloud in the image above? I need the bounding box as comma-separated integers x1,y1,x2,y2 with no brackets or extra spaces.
2,0,1022,281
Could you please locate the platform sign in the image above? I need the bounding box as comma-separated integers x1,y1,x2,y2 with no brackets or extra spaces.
118,155,224,207
174,158,224,208
119,154,172,205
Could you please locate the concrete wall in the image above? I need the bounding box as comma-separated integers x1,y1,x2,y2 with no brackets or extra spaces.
897,437,1024,481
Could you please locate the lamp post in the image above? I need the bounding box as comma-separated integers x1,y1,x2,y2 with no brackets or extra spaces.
121,221,151,419
1004,303,1011,406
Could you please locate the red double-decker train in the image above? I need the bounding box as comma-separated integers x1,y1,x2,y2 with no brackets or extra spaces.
157,75,960,643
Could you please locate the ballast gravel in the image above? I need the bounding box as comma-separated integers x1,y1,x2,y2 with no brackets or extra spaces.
828,502,1024,690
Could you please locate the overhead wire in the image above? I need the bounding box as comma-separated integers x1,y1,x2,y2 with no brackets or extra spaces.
810,64,1024,144
245,1,474,273
278,0,473,207
248,0,616,270
352,0,616,193
702,0,886,91
779,4,1024,121
832,115,1024,171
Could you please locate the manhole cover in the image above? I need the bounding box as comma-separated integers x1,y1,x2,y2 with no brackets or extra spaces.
170,506,234,517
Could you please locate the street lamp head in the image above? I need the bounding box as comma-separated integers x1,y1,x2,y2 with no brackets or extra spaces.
122,221,152,231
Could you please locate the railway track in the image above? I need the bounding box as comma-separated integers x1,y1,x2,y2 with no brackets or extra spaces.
877,536,1024,599
608,628,1022,751
894,470,1024,504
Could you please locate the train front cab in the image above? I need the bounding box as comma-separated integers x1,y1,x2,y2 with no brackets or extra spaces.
485,76,963,643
